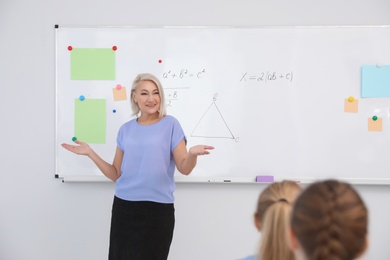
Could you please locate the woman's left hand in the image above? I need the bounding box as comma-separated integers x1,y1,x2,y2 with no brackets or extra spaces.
189,145,215,156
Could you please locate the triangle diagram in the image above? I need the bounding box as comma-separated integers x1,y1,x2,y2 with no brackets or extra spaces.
191,102,234,139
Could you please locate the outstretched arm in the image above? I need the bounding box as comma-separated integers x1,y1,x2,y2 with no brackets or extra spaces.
61,140,123,182
173,139,214,175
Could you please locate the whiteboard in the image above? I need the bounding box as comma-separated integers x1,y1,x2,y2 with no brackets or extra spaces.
55,25,390,184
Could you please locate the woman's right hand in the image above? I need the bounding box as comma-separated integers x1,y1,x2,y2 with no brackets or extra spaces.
61,140,92,156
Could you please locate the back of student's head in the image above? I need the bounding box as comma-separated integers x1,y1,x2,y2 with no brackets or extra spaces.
256,180,302,260
290,179,368,260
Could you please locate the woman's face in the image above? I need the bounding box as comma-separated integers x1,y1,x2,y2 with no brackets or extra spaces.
133,80,161,116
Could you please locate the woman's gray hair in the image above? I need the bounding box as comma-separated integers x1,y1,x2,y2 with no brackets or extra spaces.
130,73,167,118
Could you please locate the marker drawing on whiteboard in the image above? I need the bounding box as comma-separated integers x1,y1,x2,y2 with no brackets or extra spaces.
191,93,236,140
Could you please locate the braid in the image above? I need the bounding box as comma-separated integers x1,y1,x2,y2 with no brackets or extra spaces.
312,182,348,260
291,180,368,260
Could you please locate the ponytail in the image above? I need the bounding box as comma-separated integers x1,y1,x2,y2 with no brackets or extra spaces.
255,181,301,260
260,200,295,260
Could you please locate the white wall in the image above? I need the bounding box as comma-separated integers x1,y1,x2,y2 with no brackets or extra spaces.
1,0,390,259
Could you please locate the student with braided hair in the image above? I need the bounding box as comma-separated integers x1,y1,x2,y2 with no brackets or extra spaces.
289,179,369,260
238,180,302,260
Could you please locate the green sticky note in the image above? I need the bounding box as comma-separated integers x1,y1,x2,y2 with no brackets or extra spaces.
74,99,106,144
71,48,115,80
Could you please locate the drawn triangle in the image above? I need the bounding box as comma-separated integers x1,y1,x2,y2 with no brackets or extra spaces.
191,102,234,139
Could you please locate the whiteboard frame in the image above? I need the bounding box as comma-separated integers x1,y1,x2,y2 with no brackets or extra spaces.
55,25,390,184
60,175,390,185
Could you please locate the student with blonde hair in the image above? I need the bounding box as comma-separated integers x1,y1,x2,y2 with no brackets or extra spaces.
239,180,302,260
289,179,369,260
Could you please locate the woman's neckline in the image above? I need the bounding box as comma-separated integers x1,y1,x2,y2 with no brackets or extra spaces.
136,115,166,126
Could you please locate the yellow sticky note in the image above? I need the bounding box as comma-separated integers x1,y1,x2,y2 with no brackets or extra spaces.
112,87,127,101
344,99,358,113
368,118,382,132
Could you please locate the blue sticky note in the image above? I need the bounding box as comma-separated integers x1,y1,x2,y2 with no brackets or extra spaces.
361,65,390,98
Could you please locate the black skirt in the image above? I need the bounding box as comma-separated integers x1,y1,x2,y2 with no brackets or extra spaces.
108,196,175,260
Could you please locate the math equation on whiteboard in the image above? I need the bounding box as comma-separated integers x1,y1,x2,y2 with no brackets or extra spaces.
239,71,294,85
